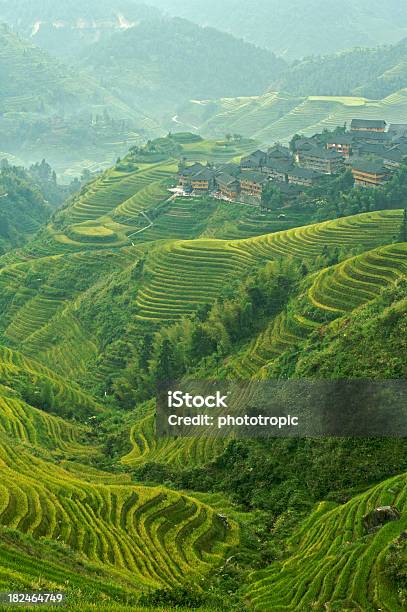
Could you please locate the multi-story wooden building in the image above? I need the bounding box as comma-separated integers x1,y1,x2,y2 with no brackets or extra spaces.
287,167,323,186
350,119,387,133
297,146,344,174
326,134,353,158
190,168,216,193
240,150,267,171
216,173,240,200
262,159,293,182
351,160,390,188
239,171,268,199
178,162,206,187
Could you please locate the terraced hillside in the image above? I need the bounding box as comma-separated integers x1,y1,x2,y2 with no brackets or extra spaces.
0,352,238,609
0,131,406,610
121,404,225,470
0,438,236,589
228,240,407,378
247,471,407,611
177,89,407,143
135,210,402,323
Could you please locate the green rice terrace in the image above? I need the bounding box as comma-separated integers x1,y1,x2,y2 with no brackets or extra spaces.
178,89,407,144
0,135,406,610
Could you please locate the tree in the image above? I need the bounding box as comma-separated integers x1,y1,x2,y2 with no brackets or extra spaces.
261,183,284,211
289,134,302,153
154,338,178,383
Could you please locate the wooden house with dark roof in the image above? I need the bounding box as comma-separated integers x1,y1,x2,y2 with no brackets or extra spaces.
216,173,240,200
326,134,354,158
287,166,323,186
351,160,390,188
240,150,267,171
178,162,206,186
350,119,387,133
297,146,344,175
262,159,293,182
239,171,268,199
190,167,216,193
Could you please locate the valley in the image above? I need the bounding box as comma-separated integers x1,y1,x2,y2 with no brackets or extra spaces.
0,3,406,610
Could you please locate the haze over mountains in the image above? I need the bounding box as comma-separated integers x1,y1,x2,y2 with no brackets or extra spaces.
148,0,407,59
4,0,407,176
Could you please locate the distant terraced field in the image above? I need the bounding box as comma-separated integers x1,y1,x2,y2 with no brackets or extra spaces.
178,89,407,144
246,472,407,611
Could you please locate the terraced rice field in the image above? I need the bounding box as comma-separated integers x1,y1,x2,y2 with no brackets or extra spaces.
0,250,134,376
135,210,403,323
51,162,176,250
0,344,101,418
246,472,407,611
229,241,407,377
196,89,407,144
0,438,237,591
121,406,226,470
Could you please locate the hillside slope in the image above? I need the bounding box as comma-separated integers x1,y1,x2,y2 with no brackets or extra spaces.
176,89,407,143
0,23,159,175
148,0,407,59
77,17,286,116
273,36,407,99
0,140,405,609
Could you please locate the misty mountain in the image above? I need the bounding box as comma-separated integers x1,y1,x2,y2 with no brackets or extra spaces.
0,23,159,174
77,16,287,116
148,0,407,60
0,0,160,58
273,37,407,99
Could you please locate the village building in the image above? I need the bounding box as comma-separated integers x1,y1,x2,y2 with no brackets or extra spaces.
352,131,390,146
189,168,216,193
178,162,206,187
262,159,293,182
297,146,344,175
239,171,268,199
267,144,292,162
240,150,267,171
351,160,390,188
326,134,354,158
287,167,323,187
382,149,407,170
217,162,241,177
216,173,240,200
350,119,387,133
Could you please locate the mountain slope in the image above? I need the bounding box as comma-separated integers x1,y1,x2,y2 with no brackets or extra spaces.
176,89,407,143
77,17,286,116
148,0,407,59
0,0,160,59
273,36,407,99
0,23,160,175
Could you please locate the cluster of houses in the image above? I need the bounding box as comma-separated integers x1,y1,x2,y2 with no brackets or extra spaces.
177,119,407,206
